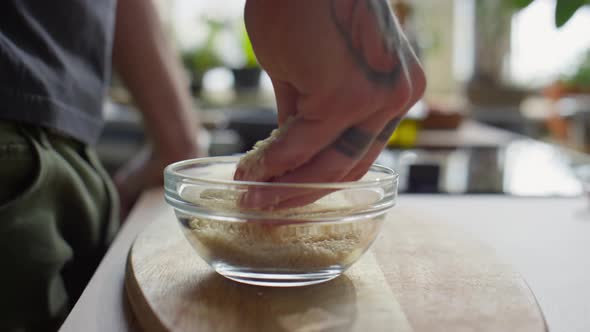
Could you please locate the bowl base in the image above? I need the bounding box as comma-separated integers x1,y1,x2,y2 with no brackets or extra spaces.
214,264,343,287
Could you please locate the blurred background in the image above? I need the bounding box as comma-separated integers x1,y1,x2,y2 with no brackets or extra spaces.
99,0,590,197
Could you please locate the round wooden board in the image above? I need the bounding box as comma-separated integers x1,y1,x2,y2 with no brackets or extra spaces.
125,208,547,332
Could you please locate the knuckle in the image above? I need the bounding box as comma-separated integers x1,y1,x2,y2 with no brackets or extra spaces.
385,63,426,111
411,67,427,100
388,77,412,109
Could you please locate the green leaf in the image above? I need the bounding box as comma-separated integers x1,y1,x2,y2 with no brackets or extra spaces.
512,0,535,10
241,25,258,68
555,0,586,27
564,51,590,88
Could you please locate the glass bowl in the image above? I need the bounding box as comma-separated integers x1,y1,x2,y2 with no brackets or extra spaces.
164,156,398,287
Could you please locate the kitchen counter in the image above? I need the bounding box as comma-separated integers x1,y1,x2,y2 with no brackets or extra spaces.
59,189,590,332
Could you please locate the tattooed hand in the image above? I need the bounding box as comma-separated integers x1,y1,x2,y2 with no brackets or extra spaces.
236,0,425,208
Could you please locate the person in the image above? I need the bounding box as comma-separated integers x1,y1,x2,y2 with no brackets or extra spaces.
0,0,200,331
0,0,424,330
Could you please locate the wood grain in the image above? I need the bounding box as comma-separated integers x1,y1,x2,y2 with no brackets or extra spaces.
375,209,547,332
125,206,546,332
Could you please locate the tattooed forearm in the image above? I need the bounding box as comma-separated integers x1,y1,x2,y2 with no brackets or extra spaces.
330,0,406,86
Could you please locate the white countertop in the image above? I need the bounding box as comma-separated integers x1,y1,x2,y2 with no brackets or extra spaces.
60,191,590,332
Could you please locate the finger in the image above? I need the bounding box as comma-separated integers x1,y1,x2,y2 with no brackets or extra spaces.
240,182,339,211
267,116,401,211
272,79,299,126
236,36,419,184
234,80,298,181
276,112,386,182
234,116,344,182
251,68,417,183
239,185,322,211
358,0,400,72
395,33,427,99
236,91,373,182
270,169,366,211
238,137,370,210
346,117,401,180
238,60,423,208
346,63,426,180
240,111,389,209
332,0,356,32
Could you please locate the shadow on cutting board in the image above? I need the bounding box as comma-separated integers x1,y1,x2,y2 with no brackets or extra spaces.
187,272,358,332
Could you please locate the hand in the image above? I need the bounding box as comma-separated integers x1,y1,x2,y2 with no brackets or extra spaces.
235,0,425,208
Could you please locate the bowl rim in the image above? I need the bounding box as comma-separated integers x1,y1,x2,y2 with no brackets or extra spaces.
164,156,399,190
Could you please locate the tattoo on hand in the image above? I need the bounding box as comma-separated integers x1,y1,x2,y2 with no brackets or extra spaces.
376,118,401,142
330,0,406,86
332,127,374,159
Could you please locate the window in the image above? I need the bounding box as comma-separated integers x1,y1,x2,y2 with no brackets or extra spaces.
510,0,590,87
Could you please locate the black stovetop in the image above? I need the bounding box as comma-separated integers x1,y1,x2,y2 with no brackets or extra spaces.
377,139,589,197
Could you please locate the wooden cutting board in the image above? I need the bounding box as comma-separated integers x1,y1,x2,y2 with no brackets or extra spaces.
125,208,547,332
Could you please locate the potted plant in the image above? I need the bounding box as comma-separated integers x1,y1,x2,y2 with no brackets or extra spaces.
507,0,589,27
231,24,261,92
180,18,223,95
